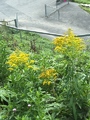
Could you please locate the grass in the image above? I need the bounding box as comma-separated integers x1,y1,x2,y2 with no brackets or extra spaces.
73,0,90,14
80,5,90,13
74,0,90,4
0,26,53,53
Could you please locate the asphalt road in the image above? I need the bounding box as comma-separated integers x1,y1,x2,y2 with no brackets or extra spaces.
0,0,90,39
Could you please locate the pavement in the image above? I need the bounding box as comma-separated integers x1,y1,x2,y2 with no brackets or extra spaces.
0,0,90,39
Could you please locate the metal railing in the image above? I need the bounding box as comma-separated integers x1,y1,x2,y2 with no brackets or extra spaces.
45,0,69,19
0,23,90,40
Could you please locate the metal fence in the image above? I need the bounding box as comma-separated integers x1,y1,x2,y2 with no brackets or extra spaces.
0,23,90,40
45,0,69,19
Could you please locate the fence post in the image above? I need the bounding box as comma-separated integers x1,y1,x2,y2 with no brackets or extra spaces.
67,0,69,4
14,13,18,28
45,4,47,17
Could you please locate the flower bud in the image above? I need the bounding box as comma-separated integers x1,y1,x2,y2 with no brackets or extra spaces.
13,108,17,112
28,104,31,107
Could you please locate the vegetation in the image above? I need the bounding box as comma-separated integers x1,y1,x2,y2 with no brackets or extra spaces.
71,0,90,14
74,0,90,4
0,25,90,120
80,6,90,13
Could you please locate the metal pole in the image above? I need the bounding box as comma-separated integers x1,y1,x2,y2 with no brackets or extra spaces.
45,4,47,17
16,13,18,28
68,0,69,4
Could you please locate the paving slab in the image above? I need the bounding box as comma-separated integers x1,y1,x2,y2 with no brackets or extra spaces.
0,0,90,39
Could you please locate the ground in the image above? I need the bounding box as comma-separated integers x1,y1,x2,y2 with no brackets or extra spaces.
0,0,90,39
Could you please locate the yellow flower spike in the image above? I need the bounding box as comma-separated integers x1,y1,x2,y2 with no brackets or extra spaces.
43,80,47,85
48,81,51,85
43,80,51,85
11,64,17,67
25,62,29,66
39,68,57,85
39,72,45,78
8,68,13,71
30,60,35,64
28,65,33,69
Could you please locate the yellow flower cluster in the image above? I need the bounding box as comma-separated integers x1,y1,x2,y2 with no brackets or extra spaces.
53,29,85,54
43,80,51,85
39,68,57,85
6,49,35,70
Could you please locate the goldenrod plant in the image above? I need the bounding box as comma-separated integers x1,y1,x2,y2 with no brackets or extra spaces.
0,28,90,120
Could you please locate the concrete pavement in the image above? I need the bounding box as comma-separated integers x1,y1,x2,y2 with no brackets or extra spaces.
0,0,90,39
